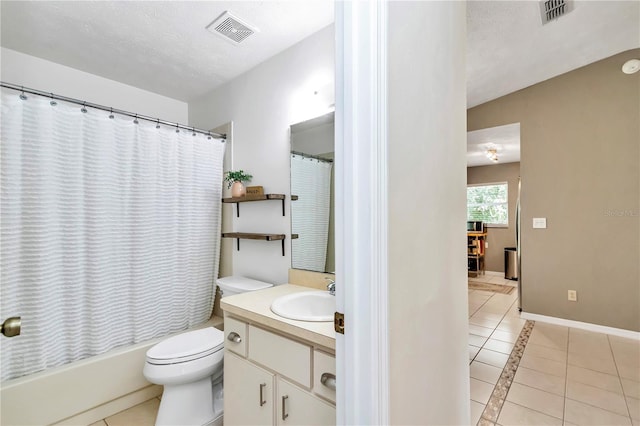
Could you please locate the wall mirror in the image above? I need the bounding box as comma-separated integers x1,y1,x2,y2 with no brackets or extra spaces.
289,111,335,273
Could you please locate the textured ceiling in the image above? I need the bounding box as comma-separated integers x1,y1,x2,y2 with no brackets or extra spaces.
467,0,640,107
0,1,334,102
467,123,520,167
1,1,638,106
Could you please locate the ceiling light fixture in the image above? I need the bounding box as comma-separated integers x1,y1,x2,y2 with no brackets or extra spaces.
486,148,499,163
622,59,640,74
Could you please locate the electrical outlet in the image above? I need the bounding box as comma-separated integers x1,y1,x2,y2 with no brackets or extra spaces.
568,290,577,302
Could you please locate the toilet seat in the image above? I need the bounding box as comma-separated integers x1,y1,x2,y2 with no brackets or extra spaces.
146,327,224,365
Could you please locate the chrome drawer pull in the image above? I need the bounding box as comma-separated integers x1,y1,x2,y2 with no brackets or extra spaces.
227,332,242,343
259,383,266,407
320,372,336,391
282,395,289,420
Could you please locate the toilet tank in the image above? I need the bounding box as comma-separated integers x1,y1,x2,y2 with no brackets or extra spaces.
216,276,273,298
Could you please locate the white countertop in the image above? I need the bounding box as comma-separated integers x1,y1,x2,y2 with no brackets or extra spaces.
220,284,336,351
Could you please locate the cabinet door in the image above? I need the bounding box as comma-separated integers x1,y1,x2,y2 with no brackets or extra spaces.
224,352,275,426
277,378,336,426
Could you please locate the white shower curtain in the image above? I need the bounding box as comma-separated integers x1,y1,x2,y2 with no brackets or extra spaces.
0,89,225,381
290,154,332,272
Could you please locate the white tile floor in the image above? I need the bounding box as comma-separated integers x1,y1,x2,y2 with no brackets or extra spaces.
97,272,640,426
468,271,640,426
90,397,160,426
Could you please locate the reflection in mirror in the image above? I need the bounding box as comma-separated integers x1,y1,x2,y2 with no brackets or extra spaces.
290,111,335,273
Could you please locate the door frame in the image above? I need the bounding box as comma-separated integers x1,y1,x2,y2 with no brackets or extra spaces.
335,2,390,424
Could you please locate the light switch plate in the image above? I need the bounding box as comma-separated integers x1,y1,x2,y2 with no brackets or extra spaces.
533,218,547,229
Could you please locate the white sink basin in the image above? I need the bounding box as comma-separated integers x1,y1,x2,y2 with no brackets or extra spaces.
270,291,335,322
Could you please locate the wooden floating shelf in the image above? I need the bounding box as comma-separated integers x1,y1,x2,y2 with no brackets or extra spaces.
222,194,286,217
222,194,285,203
222,232,285,241
222,232,287,256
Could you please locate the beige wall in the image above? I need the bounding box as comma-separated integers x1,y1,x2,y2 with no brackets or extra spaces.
467,162,520,272
468,49,640,332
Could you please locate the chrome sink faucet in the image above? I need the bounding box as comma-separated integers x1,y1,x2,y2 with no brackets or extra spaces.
325,278,336,296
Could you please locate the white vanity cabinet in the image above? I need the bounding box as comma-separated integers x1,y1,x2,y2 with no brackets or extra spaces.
277,378,335,425
223,315,336,426
224,352,275,425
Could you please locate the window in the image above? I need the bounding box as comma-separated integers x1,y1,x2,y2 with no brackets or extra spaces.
467,182,508,226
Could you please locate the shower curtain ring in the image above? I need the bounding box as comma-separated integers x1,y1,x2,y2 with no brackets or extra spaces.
207,132,212,140
49,93,57,106
133,115,139,124
19,86,27,100
192,127,196,137
109,108,115,119
81,103,88,113
156,119,161,129
175,124,180,133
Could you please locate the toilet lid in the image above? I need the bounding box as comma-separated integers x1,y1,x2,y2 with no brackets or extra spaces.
146,327,224,364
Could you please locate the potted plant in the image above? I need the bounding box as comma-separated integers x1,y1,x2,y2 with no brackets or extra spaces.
224,170,253,198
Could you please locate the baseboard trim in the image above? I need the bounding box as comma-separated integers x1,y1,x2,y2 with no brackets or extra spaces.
521,312,640,340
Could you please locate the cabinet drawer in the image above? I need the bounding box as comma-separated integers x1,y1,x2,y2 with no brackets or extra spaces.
224,316,247,357
313,350,336,403
249,325,311,388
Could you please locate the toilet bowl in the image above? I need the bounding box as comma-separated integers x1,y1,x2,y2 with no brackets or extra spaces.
144,327,224,426
143,276,273,426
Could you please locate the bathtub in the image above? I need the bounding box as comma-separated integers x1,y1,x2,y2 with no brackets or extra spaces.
0,316,223,426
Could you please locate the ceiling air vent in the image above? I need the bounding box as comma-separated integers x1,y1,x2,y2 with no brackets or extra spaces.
539,0,574,24
206,11,258,44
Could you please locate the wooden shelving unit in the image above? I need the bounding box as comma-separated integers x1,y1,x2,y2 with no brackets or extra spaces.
222,194,286,217
222,232,287,256
468,232,487,277
221,194,289,255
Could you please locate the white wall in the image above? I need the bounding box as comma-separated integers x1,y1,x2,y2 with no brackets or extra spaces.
387,2,469,424
189,25,335,285
0,48,188,123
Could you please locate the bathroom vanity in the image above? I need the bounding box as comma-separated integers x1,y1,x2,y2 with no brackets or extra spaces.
221,284,336,425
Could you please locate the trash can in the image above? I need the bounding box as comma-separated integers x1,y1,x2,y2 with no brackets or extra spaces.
504,247,518,280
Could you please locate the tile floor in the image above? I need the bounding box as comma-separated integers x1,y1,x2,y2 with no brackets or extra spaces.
89,397,159,426
95,272,640,426
469,272,640,426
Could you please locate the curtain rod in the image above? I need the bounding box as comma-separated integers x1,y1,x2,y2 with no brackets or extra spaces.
1,82,226,140
291,150,334,163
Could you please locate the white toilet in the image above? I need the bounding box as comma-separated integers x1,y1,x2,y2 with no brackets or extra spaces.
143,276,273,426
